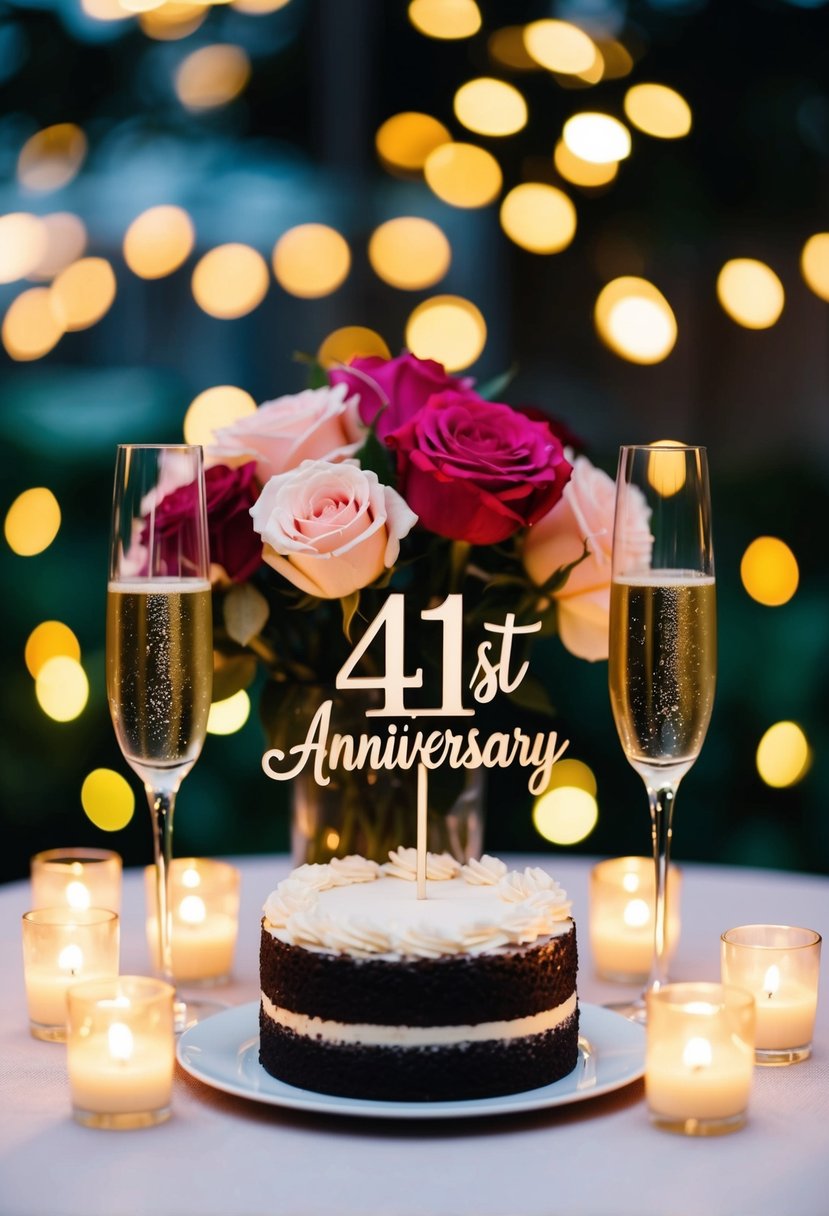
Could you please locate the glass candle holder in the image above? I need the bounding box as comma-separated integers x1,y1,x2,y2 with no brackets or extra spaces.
144,858,240,986
645,982,755,1136
31,848,122,915
67,976,176,1129
721,925,821,1064
589,857,682,983
21,908,120,1042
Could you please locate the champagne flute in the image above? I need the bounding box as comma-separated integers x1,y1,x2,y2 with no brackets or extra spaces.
106,445,213,1029
608,444,716,1020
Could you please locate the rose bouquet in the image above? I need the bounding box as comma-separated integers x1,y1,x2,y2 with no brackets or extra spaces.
166,351,633,862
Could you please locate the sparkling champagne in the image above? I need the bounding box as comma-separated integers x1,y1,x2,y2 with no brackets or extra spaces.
106,579,212,786
609,571,716,775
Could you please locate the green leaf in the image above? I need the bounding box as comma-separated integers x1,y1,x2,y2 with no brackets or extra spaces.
211,654,257,702
355,426,395,486
537,539,591,597
340,590,361,643
474,365,517,402
293,350,328,389
224,583,271,647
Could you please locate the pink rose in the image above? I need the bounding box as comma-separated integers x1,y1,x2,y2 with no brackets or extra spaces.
523,456,652,661
385,390,572,545
329,351,473,440
213,383,364,482
249,460,417,599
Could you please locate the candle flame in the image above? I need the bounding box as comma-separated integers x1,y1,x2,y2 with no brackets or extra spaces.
108,1021,134,1062
179,894,206,925
66,880,90,910
621,872,640,893
181,867,201,889
764,964,780,997
623,897,649,928
58,943,83,973
682,1036,713,1070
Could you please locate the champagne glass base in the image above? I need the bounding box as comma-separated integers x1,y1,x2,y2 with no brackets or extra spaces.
174,995,227,1034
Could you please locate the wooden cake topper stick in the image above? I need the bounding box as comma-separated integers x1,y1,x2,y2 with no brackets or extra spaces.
416,763,427,899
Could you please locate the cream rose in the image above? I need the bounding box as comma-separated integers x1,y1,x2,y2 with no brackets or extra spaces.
249,459,418,599
523,455,652,662
213,383,365,482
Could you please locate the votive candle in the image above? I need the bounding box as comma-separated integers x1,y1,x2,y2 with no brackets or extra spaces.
721,925,821,1064
31,848,122,916
589,857,681,983
646,982,755,1136
145,858,240,985
66,976,175,1129
22,908,120,1041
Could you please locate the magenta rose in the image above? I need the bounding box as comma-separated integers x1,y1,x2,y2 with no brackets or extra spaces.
329,351,473,440
146,462,264,583
386,390,572,545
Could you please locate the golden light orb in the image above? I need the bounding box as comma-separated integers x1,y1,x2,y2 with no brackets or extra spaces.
25,621,81,678
233,0,293,12
2,289,64,361
647,440,688,498
533,786,598,846
423,142,502,208
123,205,195,279
594,38,634,79
375,112,451,174
4,487,61,556
0,213,47,283
408,0,481,41
523,20,597,74
594,276,677,364
554,139,618,188
453,77,528,137
35,656,89,722
499,182,576,254
756,722,811,789
50,257,117,331
624,83,692,139
29,213,88,280
81,769,136,832
207,689,251,735
740,537,799,607
272,224,351,299
82,0,132,19
563,112,631,164
800,233,829,302
18,124,88,193
139,3,207,40
716,258,784,329
405,294,486,372
175,44,251,110
192,243,269,318
543,758,598,797
317,327,392,369
368,216,451,290
487,26,539,72
184,385,257,446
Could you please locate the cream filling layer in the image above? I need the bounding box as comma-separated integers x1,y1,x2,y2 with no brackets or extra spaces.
260,991,577,1047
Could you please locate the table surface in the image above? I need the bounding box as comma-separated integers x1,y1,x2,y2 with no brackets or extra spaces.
1,854,827,1216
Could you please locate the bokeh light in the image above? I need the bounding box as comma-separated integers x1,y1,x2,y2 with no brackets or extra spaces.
192,243,269,318
184,386,257,446
139,3,207,40
740,536,800,606
29,213,87,280
408,0,481,40
423,142,502,208
595,38,634,79
756,721,811,788
563,112,631,163
233,0,293,12
207,689,251,735
35,656,89,722
0,213,47,283
594,276,677,364
375,112,451,173
499,183,576,253
453,78,528,137
543,757,598,797
81,769,136,832
123,205,195,279
405,294,486,371
50,257,117,330
318,327,392,368
533,786,599,845
25,621,81,678
800,232,829,301
647,440,688,497
523,20,597,74
18,124,87,193
624,83,692,138
2,288,64,361
716,258,785,329
175,44,251,111
368,216,451,289
554,139,618,188
81,0,132,20
272,224,351,298
488,26,540,72
4,488,61,556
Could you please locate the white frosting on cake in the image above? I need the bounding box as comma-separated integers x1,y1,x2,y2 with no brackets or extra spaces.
262,852,572,960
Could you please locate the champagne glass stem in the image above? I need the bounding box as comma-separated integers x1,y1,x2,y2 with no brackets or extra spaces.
646,782,677,993
147,785,176,986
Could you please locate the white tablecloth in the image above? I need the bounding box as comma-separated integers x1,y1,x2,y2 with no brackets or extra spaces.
1,855,827,1216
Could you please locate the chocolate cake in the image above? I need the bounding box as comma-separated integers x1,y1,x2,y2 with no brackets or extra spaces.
259,850,579,1102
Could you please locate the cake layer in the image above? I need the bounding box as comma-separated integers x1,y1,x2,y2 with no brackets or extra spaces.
259,1004,580,1102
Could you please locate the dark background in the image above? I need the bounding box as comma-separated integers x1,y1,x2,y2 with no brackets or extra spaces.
1,0,828,881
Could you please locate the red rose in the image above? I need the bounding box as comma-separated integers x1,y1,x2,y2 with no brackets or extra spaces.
386,390,572,545
329,351,473,440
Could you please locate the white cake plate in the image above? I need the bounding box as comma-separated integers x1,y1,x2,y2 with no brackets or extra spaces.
177,1001,645,1121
